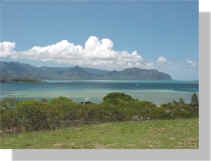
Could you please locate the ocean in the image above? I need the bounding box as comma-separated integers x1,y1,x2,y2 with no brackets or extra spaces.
0,80,198,104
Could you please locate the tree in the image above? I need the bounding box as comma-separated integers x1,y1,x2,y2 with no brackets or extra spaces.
172,100,178,105
191,93,199,106
103,92,135,104
179,98,185,105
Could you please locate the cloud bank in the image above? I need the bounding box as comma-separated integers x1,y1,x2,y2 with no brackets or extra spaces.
0,36,156,70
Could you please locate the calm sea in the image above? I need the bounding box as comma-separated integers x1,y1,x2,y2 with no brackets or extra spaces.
0,80,198,104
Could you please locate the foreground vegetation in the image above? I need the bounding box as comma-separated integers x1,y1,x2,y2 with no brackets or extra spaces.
0,118,198,149
0,92,198,134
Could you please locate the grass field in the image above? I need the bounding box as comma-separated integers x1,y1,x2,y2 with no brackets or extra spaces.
0,118,198,149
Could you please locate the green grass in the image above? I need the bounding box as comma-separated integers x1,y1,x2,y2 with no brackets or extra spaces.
0,118,198,149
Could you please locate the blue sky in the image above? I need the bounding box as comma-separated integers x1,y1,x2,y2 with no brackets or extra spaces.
0,0,198,80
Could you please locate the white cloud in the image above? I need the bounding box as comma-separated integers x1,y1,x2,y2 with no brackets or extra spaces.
0,41,16,57
0,36,153,70
156,56,167,63
186,59,196,67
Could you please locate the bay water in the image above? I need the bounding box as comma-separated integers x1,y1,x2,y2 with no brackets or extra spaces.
0,80,198,104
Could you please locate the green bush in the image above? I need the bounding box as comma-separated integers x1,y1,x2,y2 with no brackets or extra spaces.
0,109,19,131
103,92,135,104
48,97,80,121
0,98,18,109
16,100,49,131
45,97,82,128
128,101,156,120
0,93,199,133
160,100,198,119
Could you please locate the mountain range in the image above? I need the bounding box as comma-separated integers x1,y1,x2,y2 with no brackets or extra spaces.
0,61,172,81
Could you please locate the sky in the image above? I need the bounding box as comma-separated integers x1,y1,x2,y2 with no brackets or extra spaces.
0,0,198,80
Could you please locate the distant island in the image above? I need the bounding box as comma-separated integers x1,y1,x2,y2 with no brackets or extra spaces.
0,61,172,81
0,78,41,83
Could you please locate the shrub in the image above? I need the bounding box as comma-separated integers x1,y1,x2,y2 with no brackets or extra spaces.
48,97,81,121
16,100,49,131
0,92,199,133
0,108,19,131
160,101,198,119
0,98,18,109
174,104,193,118
103,92,135,104
80,103,101,121
129,100,157,120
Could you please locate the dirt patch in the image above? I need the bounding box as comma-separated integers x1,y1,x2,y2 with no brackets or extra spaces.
95,144,105,149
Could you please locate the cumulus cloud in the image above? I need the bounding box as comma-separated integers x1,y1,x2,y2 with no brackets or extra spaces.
0,41,16,57
0,36,153,70
156,56,167,63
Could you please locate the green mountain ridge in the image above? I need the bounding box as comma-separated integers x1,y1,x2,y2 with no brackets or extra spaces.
0,61,172,81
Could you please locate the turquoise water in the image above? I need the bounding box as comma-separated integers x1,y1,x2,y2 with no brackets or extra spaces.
0,80,198,104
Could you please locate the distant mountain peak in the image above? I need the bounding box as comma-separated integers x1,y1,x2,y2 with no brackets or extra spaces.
72,66,85,72
123,67,141,71
123,67,158,72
